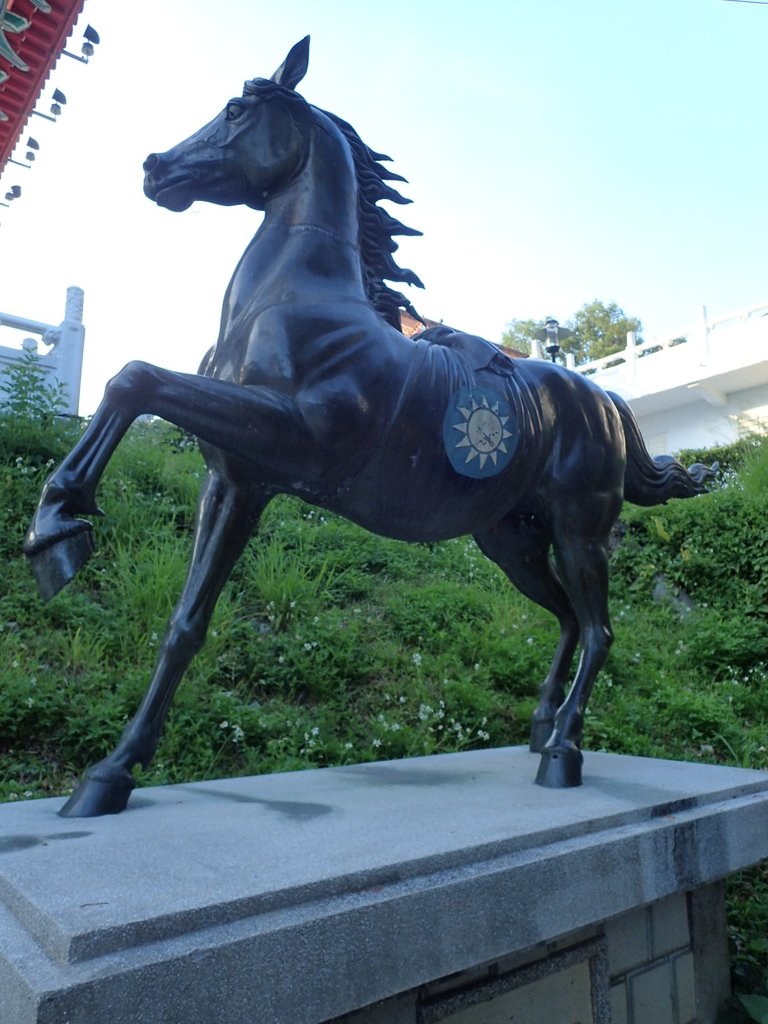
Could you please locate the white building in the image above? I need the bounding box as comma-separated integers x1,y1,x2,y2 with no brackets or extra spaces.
532,302,768,456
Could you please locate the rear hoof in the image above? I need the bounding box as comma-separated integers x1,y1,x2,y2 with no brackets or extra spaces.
529,718,554,753
535,745,583,788
59,767,135,817
24,526,94,601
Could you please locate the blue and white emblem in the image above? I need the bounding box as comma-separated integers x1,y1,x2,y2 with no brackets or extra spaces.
443,386,516,479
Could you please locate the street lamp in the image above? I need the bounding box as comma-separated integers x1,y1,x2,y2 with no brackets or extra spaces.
31,87,67,122
62,24,100,64
7,136,39,168
535,318,573,363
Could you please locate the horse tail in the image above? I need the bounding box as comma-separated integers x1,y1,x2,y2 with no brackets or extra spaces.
608,391,717,506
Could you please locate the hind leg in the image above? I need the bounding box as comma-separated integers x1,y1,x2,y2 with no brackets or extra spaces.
534,509,616,787
474,514,578,753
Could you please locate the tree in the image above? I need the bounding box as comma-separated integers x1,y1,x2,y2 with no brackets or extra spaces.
500,318,541,356
566,300,642,364
501,301,642,365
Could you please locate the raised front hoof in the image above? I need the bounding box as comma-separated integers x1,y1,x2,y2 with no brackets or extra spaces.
59,767,135,818
535,745,584,788
25,526,95,602
529,718,554,754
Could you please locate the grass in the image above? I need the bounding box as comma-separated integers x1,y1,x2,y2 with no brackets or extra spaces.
0,367,767,1020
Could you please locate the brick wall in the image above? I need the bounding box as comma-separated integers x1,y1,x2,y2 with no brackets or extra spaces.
330,883,730,1024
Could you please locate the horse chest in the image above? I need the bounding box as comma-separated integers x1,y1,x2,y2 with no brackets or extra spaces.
207,308,297,388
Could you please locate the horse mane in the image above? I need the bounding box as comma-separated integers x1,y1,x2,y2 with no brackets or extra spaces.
244,77,425,331
319,109,425,331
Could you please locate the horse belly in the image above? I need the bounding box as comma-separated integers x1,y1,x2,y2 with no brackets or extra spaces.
335,454,525,542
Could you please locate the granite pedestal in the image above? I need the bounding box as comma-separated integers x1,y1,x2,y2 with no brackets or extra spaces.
1,747,767,1023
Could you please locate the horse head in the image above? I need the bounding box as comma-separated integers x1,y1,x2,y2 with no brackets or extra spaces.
143,35,424,328
143,37,312,213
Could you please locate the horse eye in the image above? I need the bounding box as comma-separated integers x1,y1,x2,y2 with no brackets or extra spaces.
225,102,245,121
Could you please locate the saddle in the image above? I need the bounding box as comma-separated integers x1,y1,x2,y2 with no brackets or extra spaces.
418,324,517,378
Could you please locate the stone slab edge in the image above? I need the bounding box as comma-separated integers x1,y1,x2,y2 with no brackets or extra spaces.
2,785,768,1023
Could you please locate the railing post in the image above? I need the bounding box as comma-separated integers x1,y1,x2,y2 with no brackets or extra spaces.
50,286,85,415
0,287,85,416
624,330,637,383
701,304,710,360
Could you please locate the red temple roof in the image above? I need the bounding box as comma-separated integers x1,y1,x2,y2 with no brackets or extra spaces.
0,0,84,175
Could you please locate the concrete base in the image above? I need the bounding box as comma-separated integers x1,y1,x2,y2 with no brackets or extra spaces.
1,747,767,1024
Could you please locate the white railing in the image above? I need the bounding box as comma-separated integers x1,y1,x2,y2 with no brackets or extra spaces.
0,286,85,415
537,300,768,399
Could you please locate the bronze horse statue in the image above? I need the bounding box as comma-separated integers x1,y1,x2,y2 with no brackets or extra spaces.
24,38,711,816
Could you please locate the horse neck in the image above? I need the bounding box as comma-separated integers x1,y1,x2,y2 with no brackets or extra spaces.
244,116,366,302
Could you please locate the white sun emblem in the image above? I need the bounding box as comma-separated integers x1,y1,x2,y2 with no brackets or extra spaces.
451,393,513,469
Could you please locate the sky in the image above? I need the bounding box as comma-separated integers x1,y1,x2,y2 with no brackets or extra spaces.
0,0,766,414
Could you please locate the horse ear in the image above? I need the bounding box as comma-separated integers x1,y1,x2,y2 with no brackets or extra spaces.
270,36,310,90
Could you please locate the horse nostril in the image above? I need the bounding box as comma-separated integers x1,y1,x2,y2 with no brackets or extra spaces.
143,153,160,173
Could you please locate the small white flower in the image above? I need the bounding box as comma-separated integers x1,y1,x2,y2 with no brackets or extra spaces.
412,652,422,666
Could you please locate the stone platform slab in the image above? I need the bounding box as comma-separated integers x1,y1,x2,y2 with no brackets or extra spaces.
1,747,767,1023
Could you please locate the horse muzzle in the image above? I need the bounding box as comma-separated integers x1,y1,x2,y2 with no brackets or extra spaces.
142,152,194,211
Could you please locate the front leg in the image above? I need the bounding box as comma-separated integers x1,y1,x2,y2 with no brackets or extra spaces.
24,360,318,600
60,471,265,817
24,405,129,599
